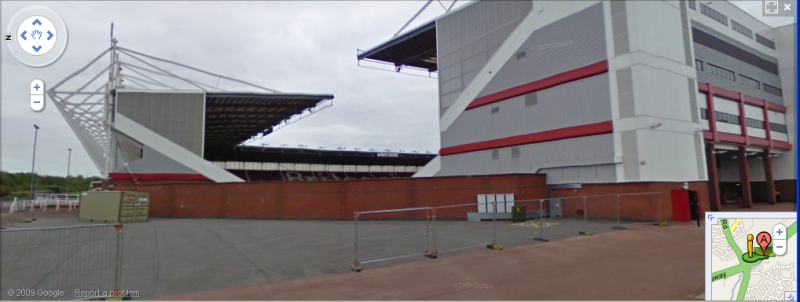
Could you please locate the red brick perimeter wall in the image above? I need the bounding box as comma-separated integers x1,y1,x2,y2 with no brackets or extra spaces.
551,181,711,222
134,174,549,220
775,180,797,203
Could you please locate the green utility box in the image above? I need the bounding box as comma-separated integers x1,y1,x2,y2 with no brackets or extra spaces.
78,191,150,223
512,205,527,223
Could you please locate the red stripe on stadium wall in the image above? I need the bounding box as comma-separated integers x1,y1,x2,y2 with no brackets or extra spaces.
440,121,613,156
466,61,609,110
109,173,210,181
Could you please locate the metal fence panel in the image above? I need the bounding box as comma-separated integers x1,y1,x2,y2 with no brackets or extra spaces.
352,207,432,271
494,199,549,246
434,202,496,254
583,194,621,235
351,192,664,271
615,193,662,228
536,196,593,240
1,224,123,300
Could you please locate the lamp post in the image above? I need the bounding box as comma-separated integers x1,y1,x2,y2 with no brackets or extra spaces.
66,148,72,196
29,124,39,220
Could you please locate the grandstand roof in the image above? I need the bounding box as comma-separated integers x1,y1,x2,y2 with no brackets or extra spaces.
204,92,334,148
357,20,438,71
204,145,437,166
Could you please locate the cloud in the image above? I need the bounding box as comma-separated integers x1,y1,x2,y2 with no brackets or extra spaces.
0,1,791,178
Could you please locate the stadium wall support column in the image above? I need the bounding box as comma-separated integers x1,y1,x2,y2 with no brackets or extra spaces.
762,150,777,205
705,143,722,211
738,146,753,208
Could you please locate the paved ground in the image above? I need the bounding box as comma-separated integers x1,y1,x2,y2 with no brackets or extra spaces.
0,201,794,300
158,222,707,300
720,201,796,212
0,211,646,299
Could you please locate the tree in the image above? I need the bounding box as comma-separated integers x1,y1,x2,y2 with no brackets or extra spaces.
0,171,101,198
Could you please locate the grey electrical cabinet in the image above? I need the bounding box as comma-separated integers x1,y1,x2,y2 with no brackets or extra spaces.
78,191,150,223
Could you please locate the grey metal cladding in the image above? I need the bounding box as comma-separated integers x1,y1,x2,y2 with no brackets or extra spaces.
679,0,693,66
436,1,532,114
116,91,205,156
442,74,612,148
688,79,699,123
694,135,706,180
478,2,607,98
621,130,639,181
540,164,617,185
692,28,777,75
437,134,615,179
113,132,144,172
691,21,779,69
694,44,783,104
617,68,635,119
611,0,630,56
124,145,198,174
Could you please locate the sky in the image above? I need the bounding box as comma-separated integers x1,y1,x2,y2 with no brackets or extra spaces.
0,1,795,178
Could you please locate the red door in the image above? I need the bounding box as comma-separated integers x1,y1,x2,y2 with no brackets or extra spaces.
671,190,691,222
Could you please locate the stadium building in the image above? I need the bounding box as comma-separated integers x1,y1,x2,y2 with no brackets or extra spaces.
358,0,796,209
49,36,435,188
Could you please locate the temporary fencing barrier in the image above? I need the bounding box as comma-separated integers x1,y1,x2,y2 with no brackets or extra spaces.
0,224,124,300
352,192,663,271
351,207,434,272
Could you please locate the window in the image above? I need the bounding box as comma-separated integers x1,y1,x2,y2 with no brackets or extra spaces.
769,123,788,134
516,51,527,60
525,93,538,107
701,108,708,119
745,118,765,129
491,107,500,114
714,111,740,125
708,64,736,82
511,147,520,158
731,20,753,39
695,59,704,71
688,0,696,10
739,74,761,90
700,3,728,26
692,28,779,75
764,84,783,97
756,34,776,50
491,149,499,159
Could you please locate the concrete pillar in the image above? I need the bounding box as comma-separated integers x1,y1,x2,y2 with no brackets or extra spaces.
706,143,722,211
738,146,753,208
763,150,777,205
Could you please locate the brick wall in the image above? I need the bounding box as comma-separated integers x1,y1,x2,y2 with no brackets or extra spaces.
550,181,710,222
139,174,549,220
775,180,796,203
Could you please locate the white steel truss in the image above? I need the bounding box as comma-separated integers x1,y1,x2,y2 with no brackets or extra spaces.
47,24,330,177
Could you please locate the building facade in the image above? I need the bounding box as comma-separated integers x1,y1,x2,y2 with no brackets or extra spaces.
413,0,796,209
